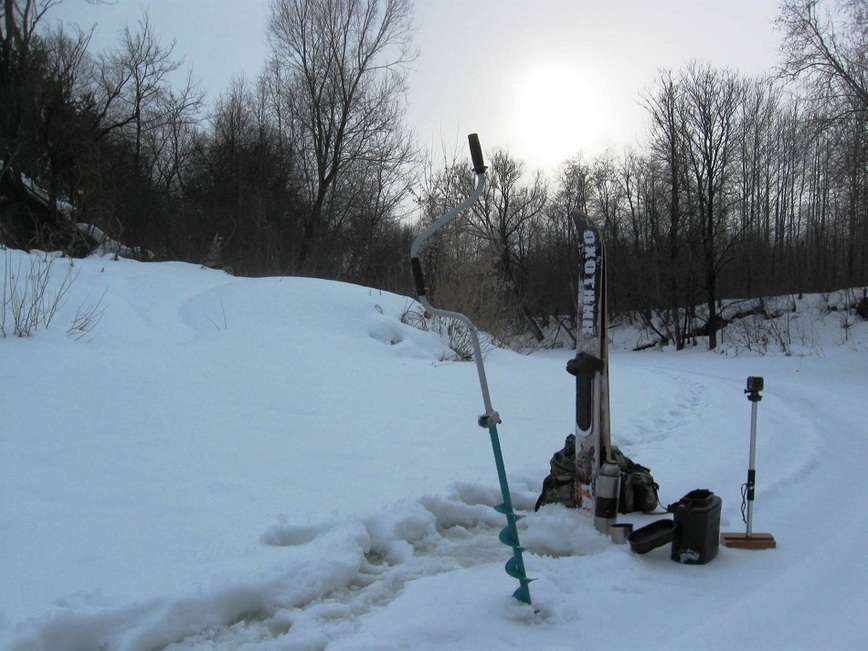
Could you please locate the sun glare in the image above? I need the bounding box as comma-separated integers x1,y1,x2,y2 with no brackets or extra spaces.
510,64,605,171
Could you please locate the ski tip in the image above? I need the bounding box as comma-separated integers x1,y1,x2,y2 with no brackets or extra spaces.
570,210,592,229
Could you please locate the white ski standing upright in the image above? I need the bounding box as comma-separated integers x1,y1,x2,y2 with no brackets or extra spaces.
566,212,612,524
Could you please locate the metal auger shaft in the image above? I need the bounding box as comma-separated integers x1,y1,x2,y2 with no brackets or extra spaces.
409,134,533,606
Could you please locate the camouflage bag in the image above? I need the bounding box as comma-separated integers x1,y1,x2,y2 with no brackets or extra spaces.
534,434,581,511
611,446,660,513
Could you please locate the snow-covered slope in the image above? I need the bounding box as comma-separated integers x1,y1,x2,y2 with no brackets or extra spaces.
2,249,866,650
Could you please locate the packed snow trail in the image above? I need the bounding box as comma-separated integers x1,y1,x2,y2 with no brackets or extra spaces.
615,352,868,650
10,351,863,651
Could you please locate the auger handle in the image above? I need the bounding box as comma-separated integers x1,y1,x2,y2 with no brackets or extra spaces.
410,257,426,297
409,133,488,293
468,133,487,174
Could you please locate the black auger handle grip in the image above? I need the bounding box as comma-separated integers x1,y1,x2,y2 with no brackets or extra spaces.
410,257,426,297
468,133,487,174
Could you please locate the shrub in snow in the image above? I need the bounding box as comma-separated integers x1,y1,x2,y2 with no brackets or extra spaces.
1,248,103,339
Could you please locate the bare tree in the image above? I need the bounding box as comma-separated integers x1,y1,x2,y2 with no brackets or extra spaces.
778,0,868,118
89,12,203,257
267,0,416,274
679,62,745,349
118,16,177,163
778,0,867,290
0,1,102,252
1,0,60,173
589,151,625,243
641,69,692,348
467,148,548,339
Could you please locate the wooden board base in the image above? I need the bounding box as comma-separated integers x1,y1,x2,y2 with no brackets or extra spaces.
720,532,777,549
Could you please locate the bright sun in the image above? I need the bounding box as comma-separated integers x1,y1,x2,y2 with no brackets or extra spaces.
510,64,605,171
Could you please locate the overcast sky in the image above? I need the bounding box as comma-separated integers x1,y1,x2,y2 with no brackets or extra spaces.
50,0,786,175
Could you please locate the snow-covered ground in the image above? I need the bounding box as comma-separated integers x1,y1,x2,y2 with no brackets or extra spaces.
2,249,866,650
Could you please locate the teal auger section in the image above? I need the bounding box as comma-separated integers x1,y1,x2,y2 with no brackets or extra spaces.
498,524,522,549
506,558,535,605
487,423,533,605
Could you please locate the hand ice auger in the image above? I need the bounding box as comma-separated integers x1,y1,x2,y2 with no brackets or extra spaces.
409,134,533,606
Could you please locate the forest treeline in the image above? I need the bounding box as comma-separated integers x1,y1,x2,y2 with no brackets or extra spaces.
1,0,866,349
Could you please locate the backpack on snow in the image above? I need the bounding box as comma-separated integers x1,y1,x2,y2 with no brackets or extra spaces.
610,446,660,514
534,434,581,511
534,439,660,514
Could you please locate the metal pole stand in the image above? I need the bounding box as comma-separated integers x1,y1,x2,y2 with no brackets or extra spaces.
721,376,777,550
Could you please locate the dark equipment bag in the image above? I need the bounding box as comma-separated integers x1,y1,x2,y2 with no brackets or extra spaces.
534,438,660,514
610,446,660,514
534,434,581,511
